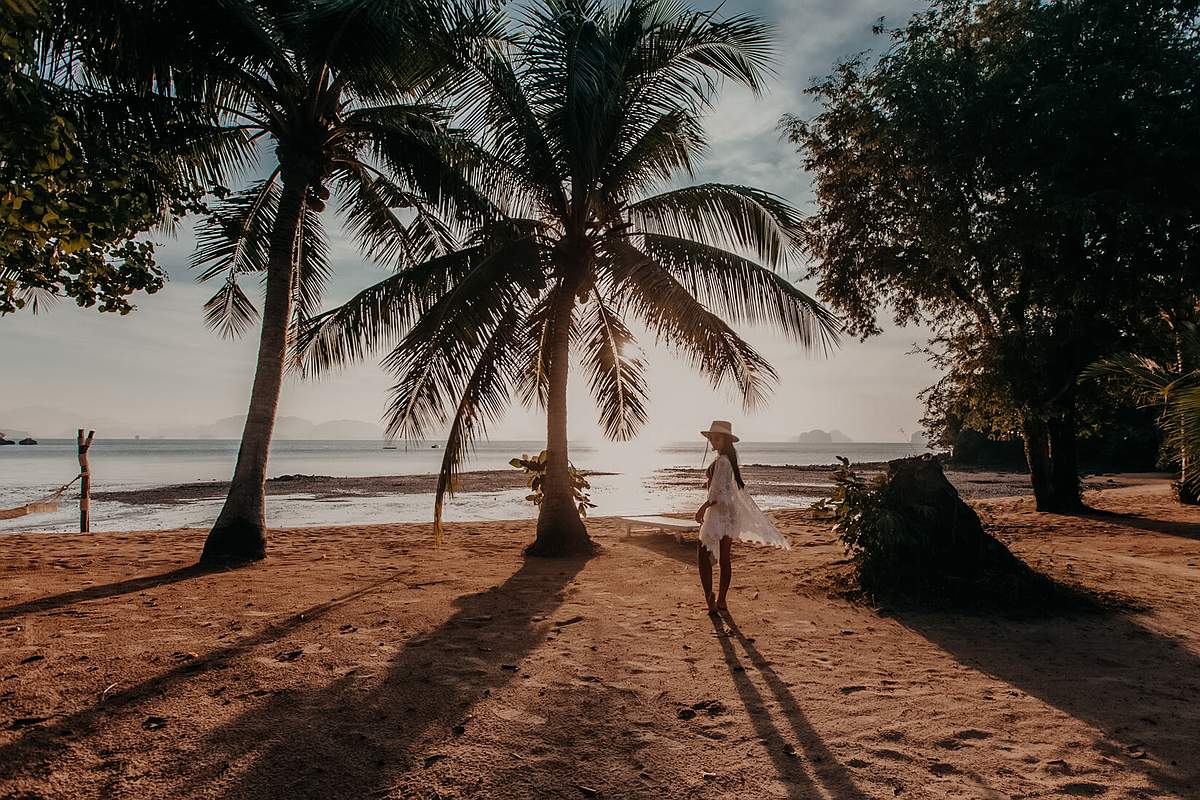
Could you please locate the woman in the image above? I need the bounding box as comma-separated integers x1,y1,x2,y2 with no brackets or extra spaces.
694,421,790,614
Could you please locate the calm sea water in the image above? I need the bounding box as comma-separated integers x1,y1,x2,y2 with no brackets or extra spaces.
0,438,926,533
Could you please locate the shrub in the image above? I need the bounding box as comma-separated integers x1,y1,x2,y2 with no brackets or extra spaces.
510,451,596,518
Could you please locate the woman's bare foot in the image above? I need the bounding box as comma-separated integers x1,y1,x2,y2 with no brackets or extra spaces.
706,593,719,615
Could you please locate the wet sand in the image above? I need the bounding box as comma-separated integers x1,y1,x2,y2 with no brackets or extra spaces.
91,464,1163,506
1,481,1197,798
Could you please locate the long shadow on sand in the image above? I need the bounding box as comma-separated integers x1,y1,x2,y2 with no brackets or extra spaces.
896,608,1200,796
0,564,215,623
628,536,867,797
711,614,870,800
1089,511,1200,541
0,570,411,785
192,556,589,799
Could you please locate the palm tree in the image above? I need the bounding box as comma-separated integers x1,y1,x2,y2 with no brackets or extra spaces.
296,0,841,556
1085,322,1200,503
53,0,504,563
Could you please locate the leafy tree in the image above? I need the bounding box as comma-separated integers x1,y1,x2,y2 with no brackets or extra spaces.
785,0,1200,512
48,0,505,563
0,0,205,315
296,0,840,556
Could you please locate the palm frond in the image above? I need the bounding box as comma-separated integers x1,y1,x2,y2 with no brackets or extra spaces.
1082,353,1175,405
193,174,281,281
1166,384,1200,492
637,232,840,351
607,241,776,408
515,290,557,410
203,276,259,339
628,183,805,269
432,306,524,543
292,245,484,376
581,293,649,441
382,234,545,441
194,175,281,338
293,203,331,326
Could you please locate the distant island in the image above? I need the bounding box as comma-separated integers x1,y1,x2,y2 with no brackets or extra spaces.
793,428,854,444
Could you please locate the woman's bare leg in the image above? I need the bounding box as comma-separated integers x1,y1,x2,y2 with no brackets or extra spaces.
717,537,732,610
697,545,718,613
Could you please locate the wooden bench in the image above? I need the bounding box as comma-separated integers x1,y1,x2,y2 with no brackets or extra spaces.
620,515,700,543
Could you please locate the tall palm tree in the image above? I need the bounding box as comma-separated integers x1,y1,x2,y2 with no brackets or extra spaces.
296,0,841,556
1086,322,1200,503
53,0,504,563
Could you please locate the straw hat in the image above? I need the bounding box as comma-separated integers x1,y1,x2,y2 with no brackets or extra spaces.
700,420,739,443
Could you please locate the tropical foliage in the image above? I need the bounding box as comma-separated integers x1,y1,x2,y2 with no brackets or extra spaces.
41,0,507,562
785,0,1200,513
0,0,205,315
1085,323,1200,502
297,0,841,555
510,451,596,523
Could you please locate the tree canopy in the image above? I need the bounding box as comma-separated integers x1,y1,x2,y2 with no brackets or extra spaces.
785,0,1200,510
0,0,207,315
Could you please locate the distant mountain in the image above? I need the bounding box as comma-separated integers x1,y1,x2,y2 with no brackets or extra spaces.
794,428,853,444
910,430,929,446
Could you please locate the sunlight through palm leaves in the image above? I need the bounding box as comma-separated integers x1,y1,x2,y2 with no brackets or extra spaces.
296,0,842,555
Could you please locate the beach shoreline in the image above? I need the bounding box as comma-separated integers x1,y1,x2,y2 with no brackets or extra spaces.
85,463,1168,507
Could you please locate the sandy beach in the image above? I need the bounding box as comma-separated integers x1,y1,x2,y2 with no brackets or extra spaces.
1,480,1197,799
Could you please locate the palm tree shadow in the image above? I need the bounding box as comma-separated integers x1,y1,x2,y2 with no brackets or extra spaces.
895,608,1200,796
0,564,218,623
0,570,412,784
711,613,869,800
199,555,590,799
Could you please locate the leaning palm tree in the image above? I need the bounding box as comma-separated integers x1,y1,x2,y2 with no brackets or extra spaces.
1085,322,1200,503
296,0,841,555
56,0,504,563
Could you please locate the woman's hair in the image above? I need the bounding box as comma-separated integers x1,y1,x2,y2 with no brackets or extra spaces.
706,437,746,490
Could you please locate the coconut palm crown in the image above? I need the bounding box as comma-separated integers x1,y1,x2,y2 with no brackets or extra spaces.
55,0,507,563
296,0,842,556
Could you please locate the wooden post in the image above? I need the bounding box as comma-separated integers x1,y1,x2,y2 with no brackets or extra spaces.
78,429,94,533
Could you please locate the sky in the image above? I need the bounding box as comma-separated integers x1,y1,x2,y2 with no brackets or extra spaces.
0,0,936,444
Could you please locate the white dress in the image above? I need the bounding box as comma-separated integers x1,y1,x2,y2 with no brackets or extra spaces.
699,454,791,562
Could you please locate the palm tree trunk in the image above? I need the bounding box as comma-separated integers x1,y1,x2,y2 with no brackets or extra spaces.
200,178,306,564
1173,327,1199,504
528,279,593,557
1022,414,1058,512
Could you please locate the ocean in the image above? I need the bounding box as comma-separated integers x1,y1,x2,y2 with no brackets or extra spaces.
0,438,927,533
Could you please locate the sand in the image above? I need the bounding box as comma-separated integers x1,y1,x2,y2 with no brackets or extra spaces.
1,481,1197,799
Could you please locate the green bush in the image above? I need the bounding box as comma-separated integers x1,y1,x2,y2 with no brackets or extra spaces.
824,457,938,593
510,451,597,518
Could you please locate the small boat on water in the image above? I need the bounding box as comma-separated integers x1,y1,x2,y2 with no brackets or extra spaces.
18,437,37,445
0,433,14,446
